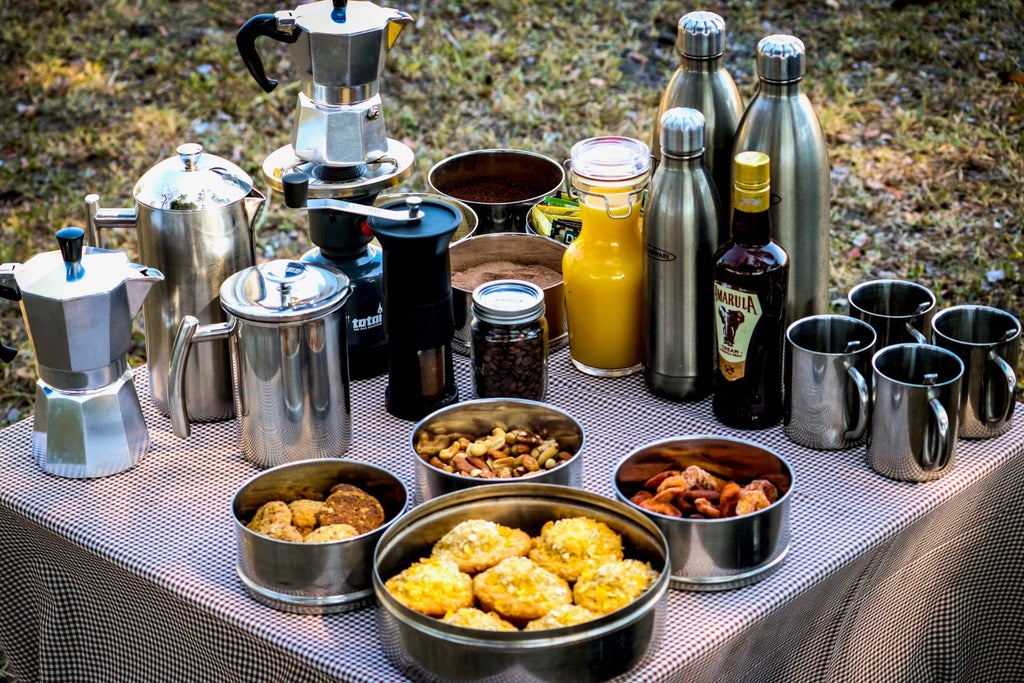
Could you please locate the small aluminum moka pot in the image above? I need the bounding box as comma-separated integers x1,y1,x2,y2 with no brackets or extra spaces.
168,260,352,468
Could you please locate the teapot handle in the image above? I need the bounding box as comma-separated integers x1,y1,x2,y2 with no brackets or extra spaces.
236,13,301,93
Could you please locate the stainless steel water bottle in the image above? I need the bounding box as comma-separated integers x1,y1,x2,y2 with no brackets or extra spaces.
651,11,742,244
643,108,722,400
733,34,830,326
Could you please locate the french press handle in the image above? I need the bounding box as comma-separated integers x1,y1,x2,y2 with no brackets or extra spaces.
236,12,301,93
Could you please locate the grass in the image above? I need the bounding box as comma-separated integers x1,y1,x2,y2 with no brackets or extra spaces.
0,2,1022,677
0,0,1022,431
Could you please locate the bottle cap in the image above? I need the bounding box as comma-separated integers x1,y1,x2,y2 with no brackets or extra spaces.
677,11,726,59
660,107,706,158
756,34,806,83
472,280,545,325
734,151,770,191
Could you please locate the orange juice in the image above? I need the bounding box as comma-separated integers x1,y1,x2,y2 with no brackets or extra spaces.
562,137,651,377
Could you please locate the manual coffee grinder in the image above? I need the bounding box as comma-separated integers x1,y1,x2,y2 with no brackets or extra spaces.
237,0,414,379
281,176,462,420
370,197,463,420
0,228,164,478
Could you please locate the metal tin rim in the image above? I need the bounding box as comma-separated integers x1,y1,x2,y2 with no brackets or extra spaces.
373,482,670,643
611,434,795,591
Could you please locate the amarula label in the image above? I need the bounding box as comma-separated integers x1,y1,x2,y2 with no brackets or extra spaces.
714,281,762,381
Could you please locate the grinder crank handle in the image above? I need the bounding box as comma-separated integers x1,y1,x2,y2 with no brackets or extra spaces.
281,172,422,223
236,12,301,93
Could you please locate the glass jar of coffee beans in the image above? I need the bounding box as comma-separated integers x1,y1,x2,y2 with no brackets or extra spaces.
470,280,548,400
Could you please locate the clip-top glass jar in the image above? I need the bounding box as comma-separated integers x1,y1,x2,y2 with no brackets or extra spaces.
562,136,652,376
470,279,548,400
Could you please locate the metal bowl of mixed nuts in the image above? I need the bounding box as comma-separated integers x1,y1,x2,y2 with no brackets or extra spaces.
410,398,584,503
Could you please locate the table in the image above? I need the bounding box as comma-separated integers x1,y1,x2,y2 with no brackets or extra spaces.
1,349,1023,682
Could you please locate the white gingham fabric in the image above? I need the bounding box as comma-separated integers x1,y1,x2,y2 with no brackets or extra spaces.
0,350,1022,683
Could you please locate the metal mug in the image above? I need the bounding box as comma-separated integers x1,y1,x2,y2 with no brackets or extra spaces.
784,315,876,450
930,305,1020,439
867,343,964,482
168,260,352,469
847,279,936,349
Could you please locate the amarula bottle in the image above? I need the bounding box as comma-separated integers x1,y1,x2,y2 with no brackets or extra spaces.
712,151,789,428
562,136,651,376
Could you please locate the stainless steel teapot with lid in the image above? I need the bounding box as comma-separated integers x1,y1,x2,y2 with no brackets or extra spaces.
86,142,265,424
0,228,163,478
168,260,353,469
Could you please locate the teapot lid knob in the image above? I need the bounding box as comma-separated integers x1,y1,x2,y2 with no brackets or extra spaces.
176,143,204,171
56,227,85,281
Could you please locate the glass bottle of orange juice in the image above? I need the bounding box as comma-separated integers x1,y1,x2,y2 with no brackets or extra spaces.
563,136,652,376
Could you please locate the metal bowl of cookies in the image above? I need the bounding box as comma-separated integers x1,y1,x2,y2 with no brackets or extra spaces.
373,483,670,682
411,398,584,504
612,435,794,592
232,458,408,614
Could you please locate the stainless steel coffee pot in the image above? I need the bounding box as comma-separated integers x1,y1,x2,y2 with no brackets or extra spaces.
237,0,413,166
86,143,265,423
168,260,352,469
0,228,163,478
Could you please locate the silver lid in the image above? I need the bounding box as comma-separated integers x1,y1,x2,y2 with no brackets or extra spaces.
219,260,350,323
660,107,706,158
569,136,651,182
289,0,411,37
15,237,141,300
757,34,806,83
677,11,726,59
472,279,545,325
133,143,255,211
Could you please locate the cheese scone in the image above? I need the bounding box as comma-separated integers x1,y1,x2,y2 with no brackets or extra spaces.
473,556,572,624
385,557,475,617
527,517,624,582
441,607,518,632
431,519,533,573
572,559,659,614
523,604,600,631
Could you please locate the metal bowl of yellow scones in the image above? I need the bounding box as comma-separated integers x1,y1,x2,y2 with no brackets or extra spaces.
612,435,794,591
373,483,669,682
411,398,585,504
233,458,408,614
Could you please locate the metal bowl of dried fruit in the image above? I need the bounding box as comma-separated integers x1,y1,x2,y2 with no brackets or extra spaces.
411,398,584,504
232,458,408,614
612,436,794,591
373,483,669,683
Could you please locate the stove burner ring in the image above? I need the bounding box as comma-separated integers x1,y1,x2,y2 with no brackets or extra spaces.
311,163,368,183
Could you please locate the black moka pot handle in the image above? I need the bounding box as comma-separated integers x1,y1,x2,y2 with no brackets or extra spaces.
236,13,301,93
0,339,16,364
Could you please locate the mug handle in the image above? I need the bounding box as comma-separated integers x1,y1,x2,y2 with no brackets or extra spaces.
983,350,1016,425
906,322,929,344
843,365,870,442
921,396,952,471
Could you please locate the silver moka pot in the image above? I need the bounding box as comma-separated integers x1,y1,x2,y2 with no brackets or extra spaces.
168,260,352,469
237,0,413,167
0,228,164,478
85,143,266,423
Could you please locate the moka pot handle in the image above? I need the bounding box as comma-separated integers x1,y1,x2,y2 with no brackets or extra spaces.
236,12,302,93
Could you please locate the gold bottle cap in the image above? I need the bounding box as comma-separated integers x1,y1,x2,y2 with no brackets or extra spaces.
734,151,770,190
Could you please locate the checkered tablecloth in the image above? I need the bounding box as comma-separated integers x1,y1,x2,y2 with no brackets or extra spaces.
1,349,1022,682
